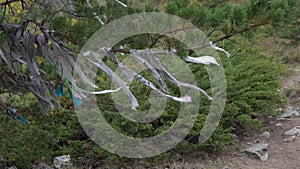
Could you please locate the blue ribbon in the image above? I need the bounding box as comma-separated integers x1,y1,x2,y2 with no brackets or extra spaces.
55,84,64,98
8,107,29,124
56,83,82,107
68,89,82,107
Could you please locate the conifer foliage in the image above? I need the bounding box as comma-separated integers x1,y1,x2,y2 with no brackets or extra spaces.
0,0,297,114
0,0,298,167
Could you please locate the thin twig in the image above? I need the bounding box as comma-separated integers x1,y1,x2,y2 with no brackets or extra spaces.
86,0,105,25
186,21,271,51
110,22,271,54
0,0,19,6
148,26,194,49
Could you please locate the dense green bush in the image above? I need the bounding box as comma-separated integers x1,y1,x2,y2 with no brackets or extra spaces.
91,39,284,152
0,37,286,168
1,0,294,167
208,42,285,147
0,34,285,168
0,95,89,168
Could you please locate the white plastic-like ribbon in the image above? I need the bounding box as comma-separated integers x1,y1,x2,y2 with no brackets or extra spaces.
94,13,105,25
86,0,105,25
185,56,220,66
210,41,231,58
97,0,104,6
74,50,124,95
85,54,139,109
72,84,121,95
119,60,192,103
115,0,128,7
165,95,192,102
131,49,213,100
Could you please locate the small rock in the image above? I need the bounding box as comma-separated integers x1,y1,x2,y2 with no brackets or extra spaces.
223,165,231,169
53,155,72,169
170,48,177,53
0,156,6,169
32,163,53,169
275,123,282,127
295,107,300,113
246,142,253,145
283,126,300,136
280,106,300,118
253,137,263,143
231,134,239,142
283,135,297,142
244,143,269,161
8,166,18,169
277,118,291,121
261,132,271,139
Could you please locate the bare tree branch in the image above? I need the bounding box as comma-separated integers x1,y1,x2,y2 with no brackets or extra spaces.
110,21,272,54
186,21,271,51
148,26,194,49
0,0,20,6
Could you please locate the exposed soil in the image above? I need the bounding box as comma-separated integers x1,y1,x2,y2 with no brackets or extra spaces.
159,67,300,169
205,118,300,169
96,67,300,169
149,119,300,169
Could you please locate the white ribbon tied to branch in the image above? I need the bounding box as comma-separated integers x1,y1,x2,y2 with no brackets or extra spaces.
210,41,231,58
185,56,220,66
115,0,128,7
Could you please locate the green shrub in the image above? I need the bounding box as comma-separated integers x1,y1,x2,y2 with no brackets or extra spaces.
0,42,285,168
209,44,285,148
0,96,91,168
89,41,285,153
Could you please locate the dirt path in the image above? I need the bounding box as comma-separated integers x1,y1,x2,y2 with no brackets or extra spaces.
160,68,300,169
100,67,300,169
220,118,300,169
159,118,300,169
215,67,300,169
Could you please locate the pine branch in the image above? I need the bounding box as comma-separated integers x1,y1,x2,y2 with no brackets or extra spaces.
186,21,271,51
213,21,271,43
148,26,194,49
110,21,271,54
0,18,271,57
0,0,20,6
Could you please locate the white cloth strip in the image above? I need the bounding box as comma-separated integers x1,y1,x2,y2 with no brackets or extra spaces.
185,56,220,66
210,41,231,58
86,0,105,25
115,0,128,7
